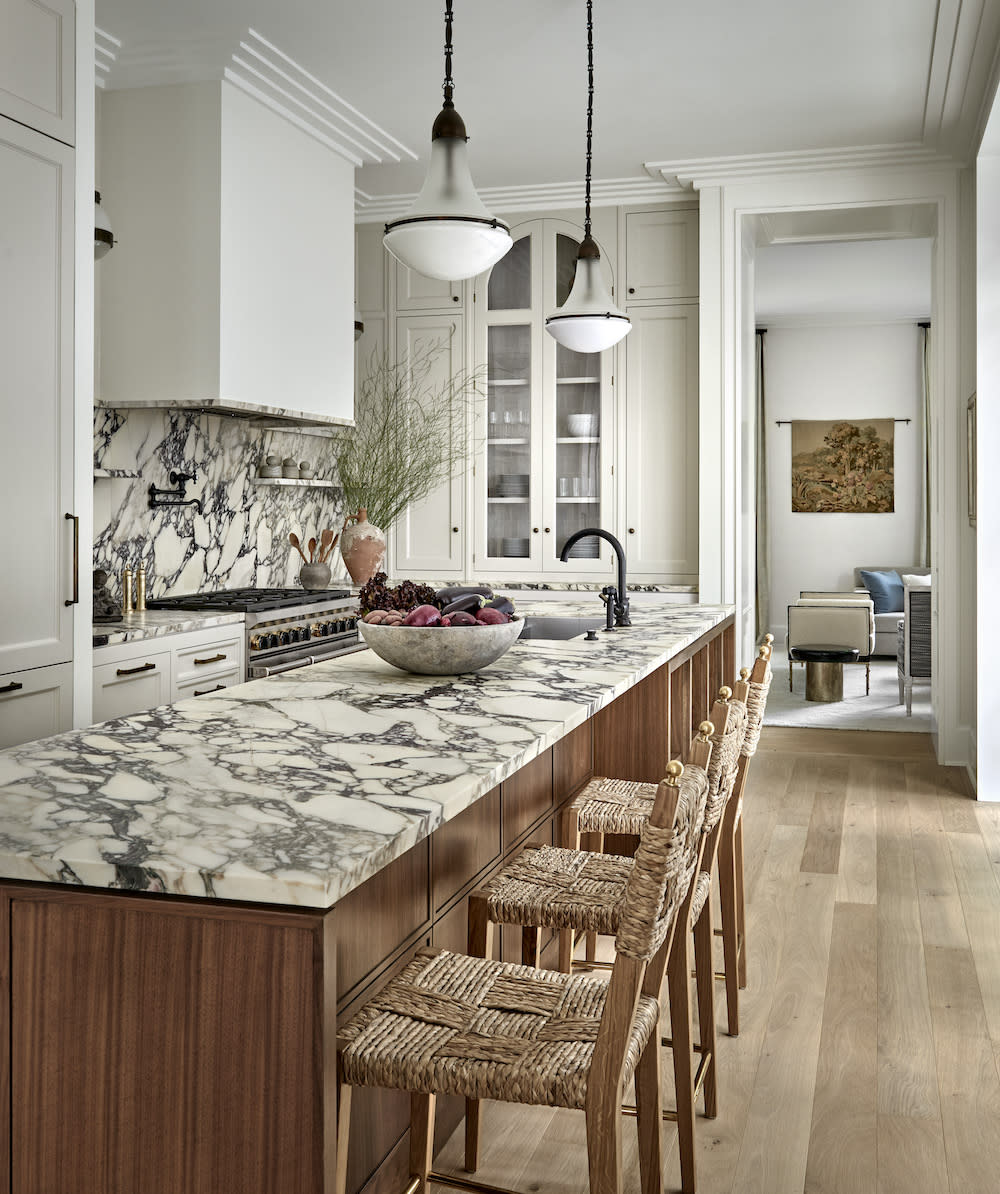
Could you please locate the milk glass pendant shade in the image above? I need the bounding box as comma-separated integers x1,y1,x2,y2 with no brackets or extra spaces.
94,190,114,259
545,0,630,353
383,0,511,282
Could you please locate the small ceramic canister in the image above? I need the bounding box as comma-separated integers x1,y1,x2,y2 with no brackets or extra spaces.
282,456,300,479
299,460,315,480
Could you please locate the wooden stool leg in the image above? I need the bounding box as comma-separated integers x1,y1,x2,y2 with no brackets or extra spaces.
410,1092,437,1193
585,1088,625,1194
559,927,575,974
635,1035,664,1194
522,925,541,967
466,894,494,1171
335,1083,352,1194
735,817,747,989
693,901,718,1118
667,930,697,1194
585,831,605,962
717,831,741,1037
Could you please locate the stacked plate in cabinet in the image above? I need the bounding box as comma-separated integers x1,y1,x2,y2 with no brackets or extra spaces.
564,538,600,559
496,474,529,498
500,537,531,557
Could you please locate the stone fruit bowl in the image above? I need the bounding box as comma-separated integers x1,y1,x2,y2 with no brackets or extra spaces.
358,616,524,675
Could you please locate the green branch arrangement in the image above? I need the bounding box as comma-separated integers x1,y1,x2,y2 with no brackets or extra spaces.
335,335,485,532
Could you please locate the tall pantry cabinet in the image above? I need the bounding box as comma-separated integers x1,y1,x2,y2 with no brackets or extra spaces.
0,0,77,747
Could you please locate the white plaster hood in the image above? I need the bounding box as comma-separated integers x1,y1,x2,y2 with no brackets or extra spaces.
97,80,356,427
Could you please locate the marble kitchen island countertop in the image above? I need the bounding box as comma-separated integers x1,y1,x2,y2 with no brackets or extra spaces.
93,608,246,647
2,599,732,910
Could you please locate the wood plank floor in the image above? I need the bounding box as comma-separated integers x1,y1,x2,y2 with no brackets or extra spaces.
429,727,1000,1194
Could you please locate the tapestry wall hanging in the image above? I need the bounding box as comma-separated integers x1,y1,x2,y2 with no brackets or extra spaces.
791,418,895,513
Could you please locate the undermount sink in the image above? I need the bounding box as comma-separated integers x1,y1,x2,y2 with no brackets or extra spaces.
518,615,606,641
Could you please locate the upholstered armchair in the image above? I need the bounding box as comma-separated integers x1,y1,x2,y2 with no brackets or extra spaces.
787,595,876,694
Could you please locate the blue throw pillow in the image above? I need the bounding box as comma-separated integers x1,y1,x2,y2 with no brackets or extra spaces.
859,569,904,614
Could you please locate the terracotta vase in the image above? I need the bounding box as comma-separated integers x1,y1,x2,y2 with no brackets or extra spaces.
339,507,386,586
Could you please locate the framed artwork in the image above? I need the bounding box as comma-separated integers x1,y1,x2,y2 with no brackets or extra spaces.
968,393,976,527
791,419,895,513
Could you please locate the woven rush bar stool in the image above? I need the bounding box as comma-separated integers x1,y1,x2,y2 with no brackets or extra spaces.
336,762,701,1194
713,641,773,1035
466,703,736,1194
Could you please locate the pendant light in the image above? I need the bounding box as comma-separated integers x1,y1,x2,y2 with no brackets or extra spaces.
383,0,511,282
545,0,630,353
94,190,114,259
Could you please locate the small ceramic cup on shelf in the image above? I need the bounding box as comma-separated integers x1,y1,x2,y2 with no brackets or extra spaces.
283,456,300,479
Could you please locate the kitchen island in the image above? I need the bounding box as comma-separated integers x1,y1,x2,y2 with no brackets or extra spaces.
0,598,733,1194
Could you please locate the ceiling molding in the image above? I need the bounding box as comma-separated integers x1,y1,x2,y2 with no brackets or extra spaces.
94,26,120,91
756,312,932,329
354,175,679,223
644,143,963,190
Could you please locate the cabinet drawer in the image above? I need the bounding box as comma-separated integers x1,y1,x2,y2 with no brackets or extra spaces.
173,667,243,701
0,661,72,748
172,635,243,686
93,651,171,723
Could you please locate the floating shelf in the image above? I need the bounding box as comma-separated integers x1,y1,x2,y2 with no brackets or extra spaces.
556,496,600,504
488,378,530,387
93,468,140,479
487,436,530,445
487,496,529,504
556,436,600,444
253,477,339,489
556,376,600,384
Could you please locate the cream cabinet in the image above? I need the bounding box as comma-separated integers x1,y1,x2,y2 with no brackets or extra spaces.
0,0,74,143
395,260,464,312
0,663,73,748
92,627,246,724
623,208,699,303
391,313,468,577
474,218,615,577
622,304,699,581
0,113,76,747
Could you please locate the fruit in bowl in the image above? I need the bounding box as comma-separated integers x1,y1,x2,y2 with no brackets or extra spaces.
357,582,522,674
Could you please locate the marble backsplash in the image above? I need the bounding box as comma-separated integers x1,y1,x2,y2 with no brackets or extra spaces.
94,408,351,599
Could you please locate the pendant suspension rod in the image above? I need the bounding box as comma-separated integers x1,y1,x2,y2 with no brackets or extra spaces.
584,0,594,240
443,0,455,108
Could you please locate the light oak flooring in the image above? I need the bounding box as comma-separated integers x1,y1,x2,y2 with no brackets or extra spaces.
430,727,1000,1194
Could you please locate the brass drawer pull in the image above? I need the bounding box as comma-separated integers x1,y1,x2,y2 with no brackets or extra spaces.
194,684,226,696
194,653,227,665
116,662,155,677
0,681,24,694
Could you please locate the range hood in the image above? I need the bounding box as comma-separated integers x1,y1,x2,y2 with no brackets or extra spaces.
98,81,356,428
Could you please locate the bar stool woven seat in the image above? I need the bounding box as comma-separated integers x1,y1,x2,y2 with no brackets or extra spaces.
570,777,659,837
339,946,660,1110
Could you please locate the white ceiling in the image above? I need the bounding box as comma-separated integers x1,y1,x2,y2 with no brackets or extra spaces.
95,0,1000,213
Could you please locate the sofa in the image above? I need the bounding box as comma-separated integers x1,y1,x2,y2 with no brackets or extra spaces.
853,566,931,656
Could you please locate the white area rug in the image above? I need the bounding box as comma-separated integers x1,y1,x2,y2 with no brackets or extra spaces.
764,645,933,733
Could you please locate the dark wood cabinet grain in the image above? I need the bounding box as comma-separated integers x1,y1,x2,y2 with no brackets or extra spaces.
432,785,501,913
501,749,553,850
552,719,593,797
594,665,671,783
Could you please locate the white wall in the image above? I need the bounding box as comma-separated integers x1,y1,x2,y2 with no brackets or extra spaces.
764,322,925,633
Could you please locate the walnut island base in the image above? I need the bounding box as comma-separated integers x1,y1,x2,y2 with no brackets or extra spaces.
0,604,733,1194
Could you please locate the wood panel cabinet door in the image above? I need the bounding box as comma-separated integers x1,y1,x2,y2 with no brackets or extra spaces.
0,116,75,676
392,313,468,576
394,259,463,312
0,0,74,143
624,208,698,303
0,661,72,748
623,304,699,581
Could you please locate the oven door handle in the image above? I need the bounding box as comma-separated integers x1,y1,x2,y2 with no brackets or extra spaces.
249,655,316,678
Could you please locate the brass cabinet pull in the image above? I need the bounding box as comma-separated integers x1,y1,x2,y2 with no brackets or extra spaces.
628,527,635,534
0,681,24,694
64,513,79,606
194,684,226,696
194,653,227,665
116,661,155,677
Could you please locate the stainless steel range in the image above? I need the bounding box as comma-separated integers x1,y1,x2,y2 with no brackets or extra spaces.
146,587,362,678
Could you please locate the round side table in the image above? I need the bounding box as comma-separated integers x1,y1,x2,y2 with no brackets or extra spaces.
788,644,861,702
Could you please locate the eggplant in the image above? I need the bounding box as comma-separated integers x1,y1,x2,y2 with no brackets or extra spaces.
482,595,515,617
442,593,484,616
435,584,493,606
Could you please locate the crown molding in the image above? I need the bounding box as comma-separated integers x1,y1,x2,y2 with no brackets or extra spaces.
94,27,120,91
354,175,679,223
644,143,963,190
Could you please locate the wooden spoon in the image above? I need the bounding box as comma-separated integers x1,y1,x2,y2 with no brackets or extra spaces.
318,528,335,562
288,532,309,564
308,536,317,563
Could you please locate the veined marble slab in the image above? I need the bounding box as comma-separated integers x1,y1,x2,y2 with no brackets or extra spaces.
93,610,245,648
0,600,732,910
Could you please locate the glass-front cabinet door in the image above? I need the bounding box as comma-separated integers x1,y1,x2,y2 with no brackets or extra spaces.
477,219,614,574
